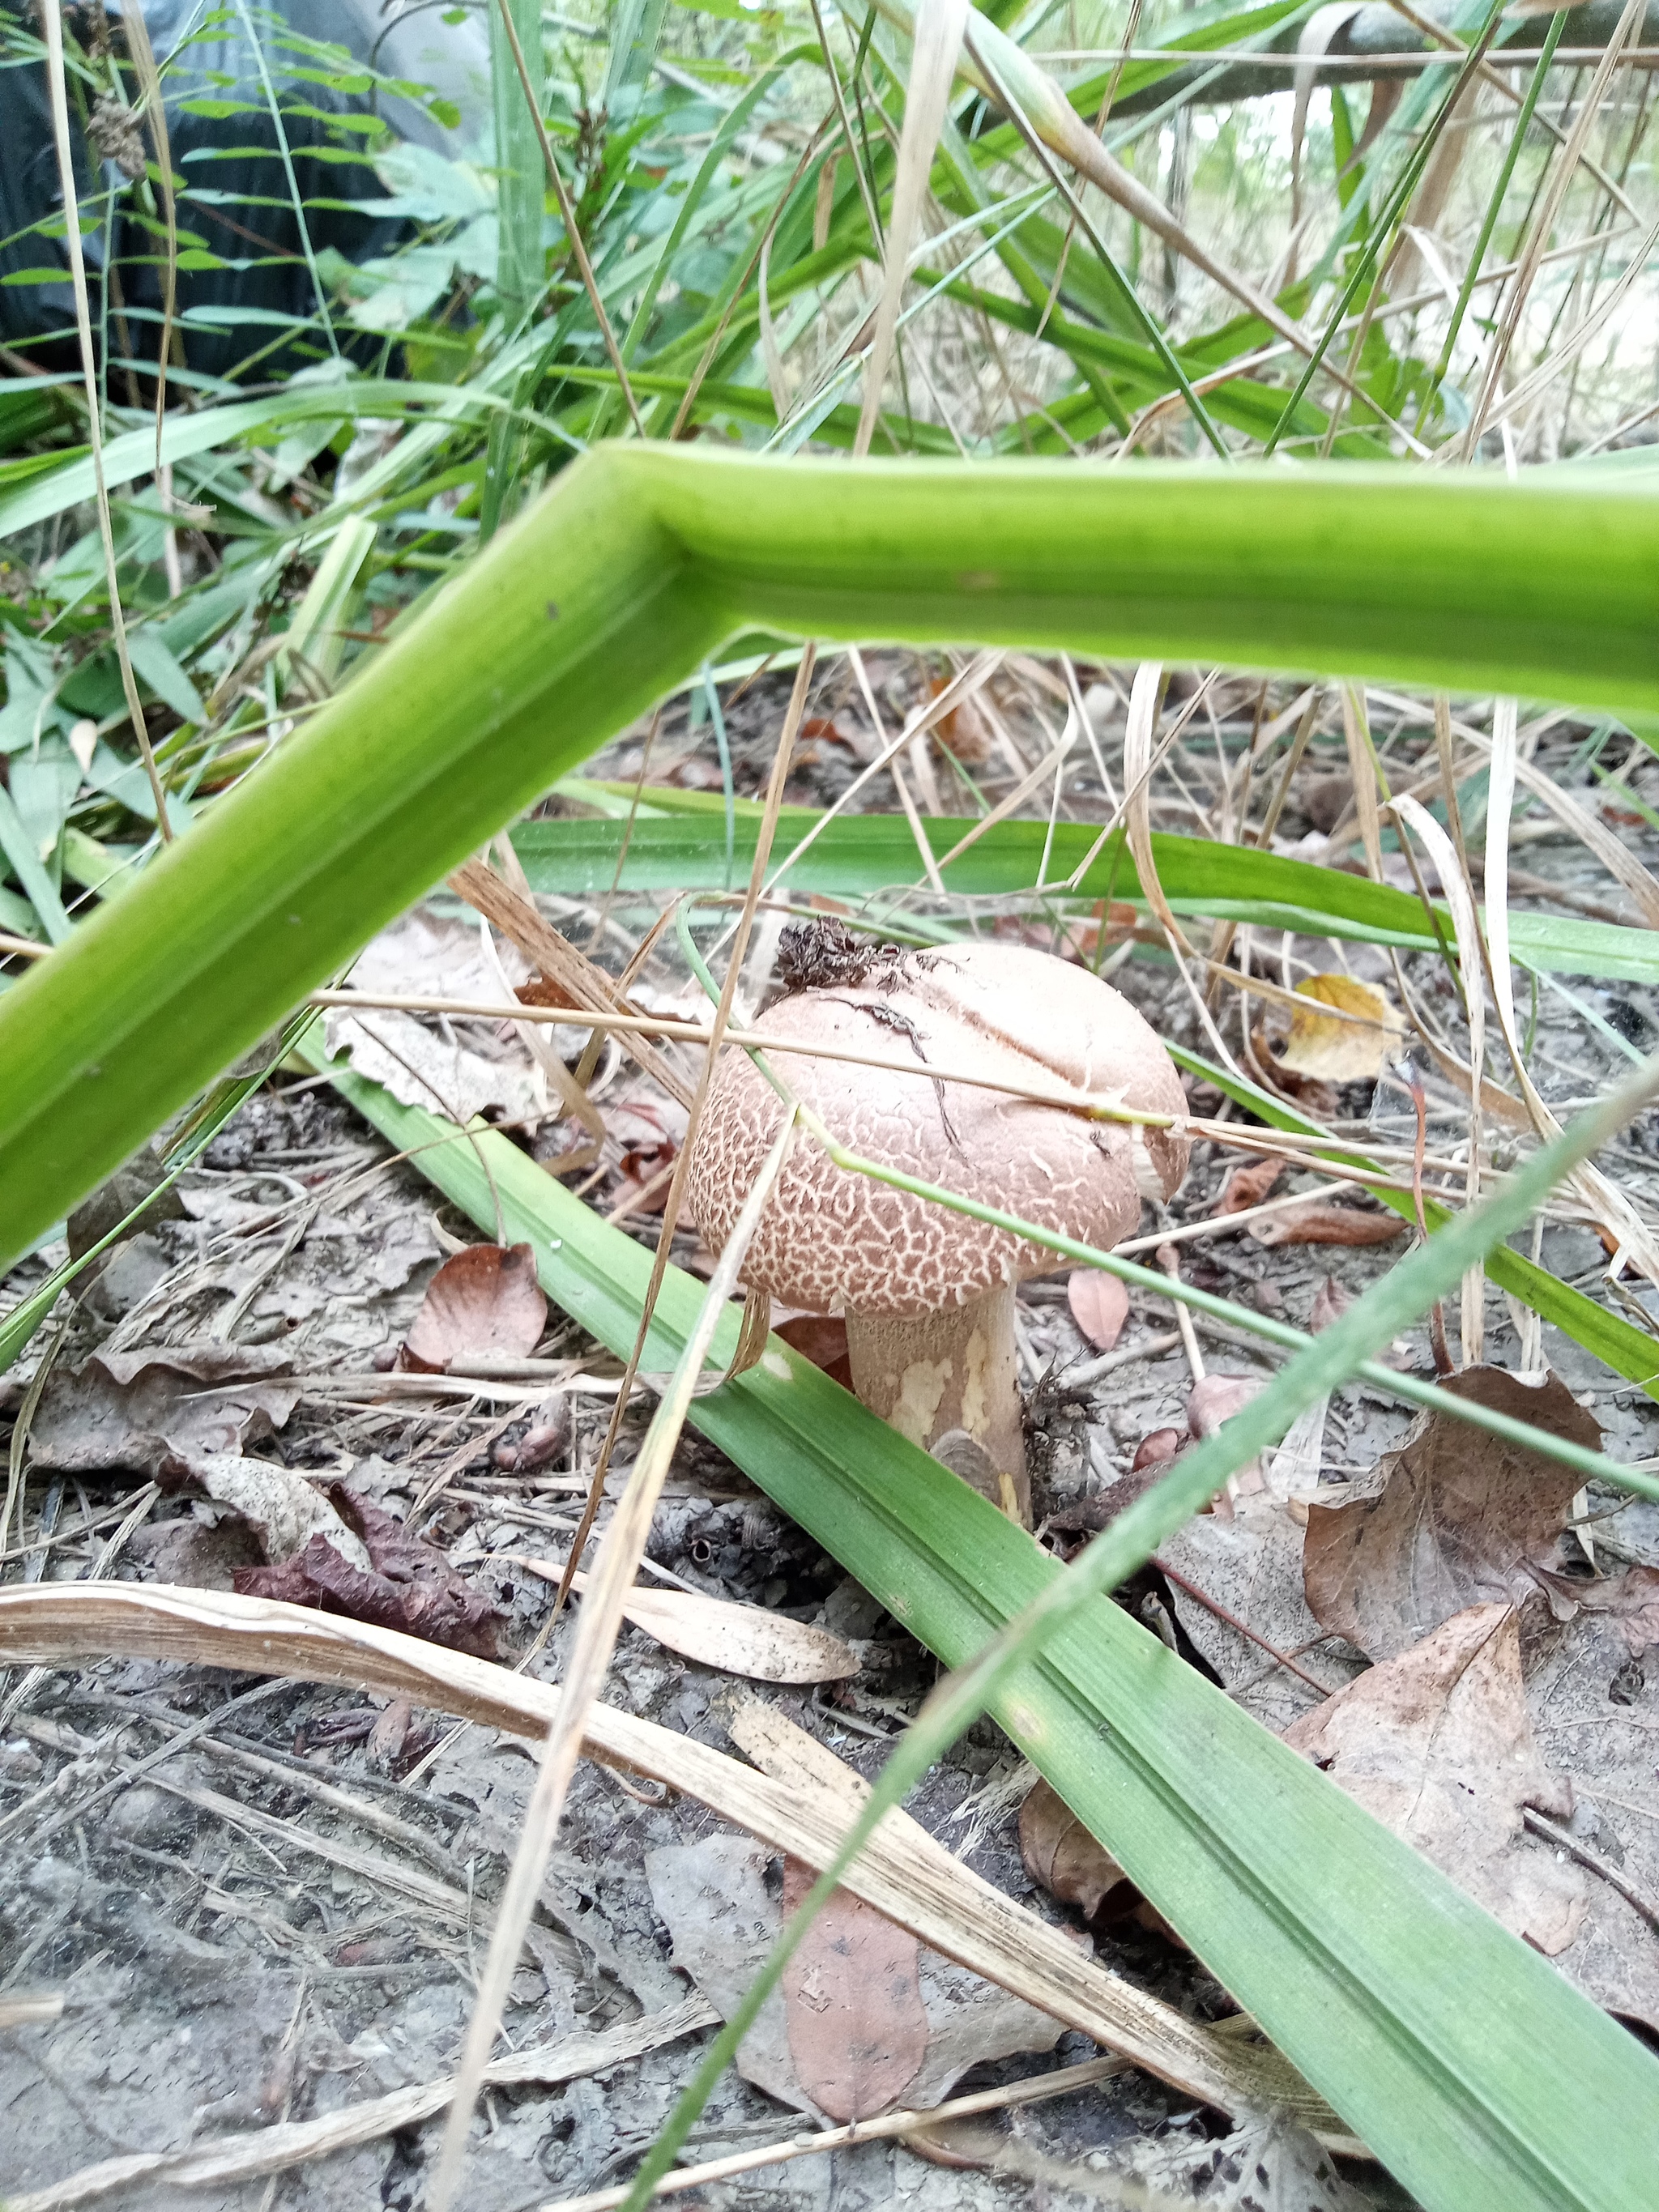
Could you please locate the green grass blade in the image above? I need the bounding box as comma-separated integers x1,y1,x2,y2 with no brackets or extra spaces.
8,450,1659,1265
309,1045,1659,2212
515,803,1659,984
1168,1042,1659,1395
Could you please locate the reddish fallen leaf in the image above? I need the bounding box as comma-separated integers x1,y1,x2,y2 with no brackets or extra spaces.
774,1314,854,1390
234,1488,501,1657
1303,1367,1602,1661
780,1856,930,2121
1308,1276,1353,1332
1186,1374,1261,1438
1066,1268,1130,1351
1213,1155,1287,1215
612,1140,676,1213
1018,1779,1136,1921
514,974,582,1011
493,1393,574,1473
401,1242,547,1372
1187,1375,1266,1502
1132,1427,1184,1471
1250,1200,1406,1249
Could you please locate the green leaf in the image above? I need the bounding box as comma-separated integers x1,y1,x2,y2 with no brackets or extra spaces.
514,804,1659,986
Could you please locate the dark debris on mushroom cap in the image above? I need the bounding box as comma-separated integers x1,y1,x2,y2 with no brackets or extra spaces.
687,941,1190,1321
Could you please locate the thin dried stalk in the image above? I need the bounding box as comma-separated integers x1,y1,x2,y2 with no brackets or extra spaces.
9,2001,716,2212
855,0,969,454
426,1117,799,2207
539,2054,1129,2212
0,1583,1331,2125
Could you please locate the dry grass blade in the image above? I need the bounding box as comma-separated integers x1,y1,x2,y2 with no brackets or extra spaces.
1480,203,1659,437
855,0,970,456
1390,793,1488,1362
736,651,1000,940
1341,685,1385,880
448,859,695,1109
8,2002,716,2212
506,1554,860,1682
1462,0,1647,453
40,2,172,841
1481,727,1659,931
0,1583,1333,2125
1123,663,1189,951
425,1103,800,2211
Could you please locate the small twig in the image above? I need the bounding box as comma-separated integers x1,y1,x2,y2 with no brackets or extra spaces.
1152,1555,1333,1697
1402,1061,1455,1375
1059,1329,1183,1389
1523,1807,1659,1933
1157,1242,1206,1383
540,2054,1130,2212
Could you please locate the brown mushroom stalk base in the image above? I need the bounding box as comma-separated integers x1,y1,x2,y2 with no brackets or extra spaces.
844,1286,1029,1524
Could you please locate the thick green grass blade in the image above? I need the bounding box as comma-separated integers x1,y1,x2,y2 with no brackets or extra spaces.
514,805,1659,984
309,1047,1659,2212
7,449,1659,1266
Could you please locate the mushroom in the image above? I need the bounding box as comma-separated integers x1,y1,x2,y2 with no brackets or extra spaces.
686,924,1190,1523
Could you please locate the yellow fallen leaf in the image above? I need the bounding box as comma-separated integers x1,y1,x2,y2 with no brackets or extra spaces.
1277,975,1403,1083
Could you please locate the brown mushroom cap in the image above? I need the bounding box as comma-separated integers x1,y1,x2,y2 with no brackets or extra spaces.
686,940,1189,1320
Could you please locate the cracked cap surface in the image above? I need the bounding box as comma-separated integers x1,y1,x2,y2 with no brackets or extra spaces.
686,940,1190,1319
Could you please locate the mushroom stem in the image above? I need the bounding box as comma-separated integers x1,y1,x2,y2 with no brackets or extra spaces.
844,1287,1029,1523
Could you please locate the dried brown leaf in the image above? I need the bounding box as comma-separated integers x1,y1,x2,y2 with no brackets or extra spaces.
781,1855,931,2120
1303,1367,1603,1660
162,1451,370,1570
29,1344,299,1474
1066,1268,1129,1352
401,1241,547,1372
1159,1501,1363,1734
1276,974,1402,1085
645,1834,1060,2123
1307,1276,1353,1333
1187,1375,1261,1438
1213,1156,1288,1216
1285,1605,1585,1955
1548,1562,1659,1652
1018,1777,1135,1921
1250,1201,1406,1250
1109,2109,1376,2211
1522,1600,1659,2032
510,1556,859,1685
774,1313,853,1389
